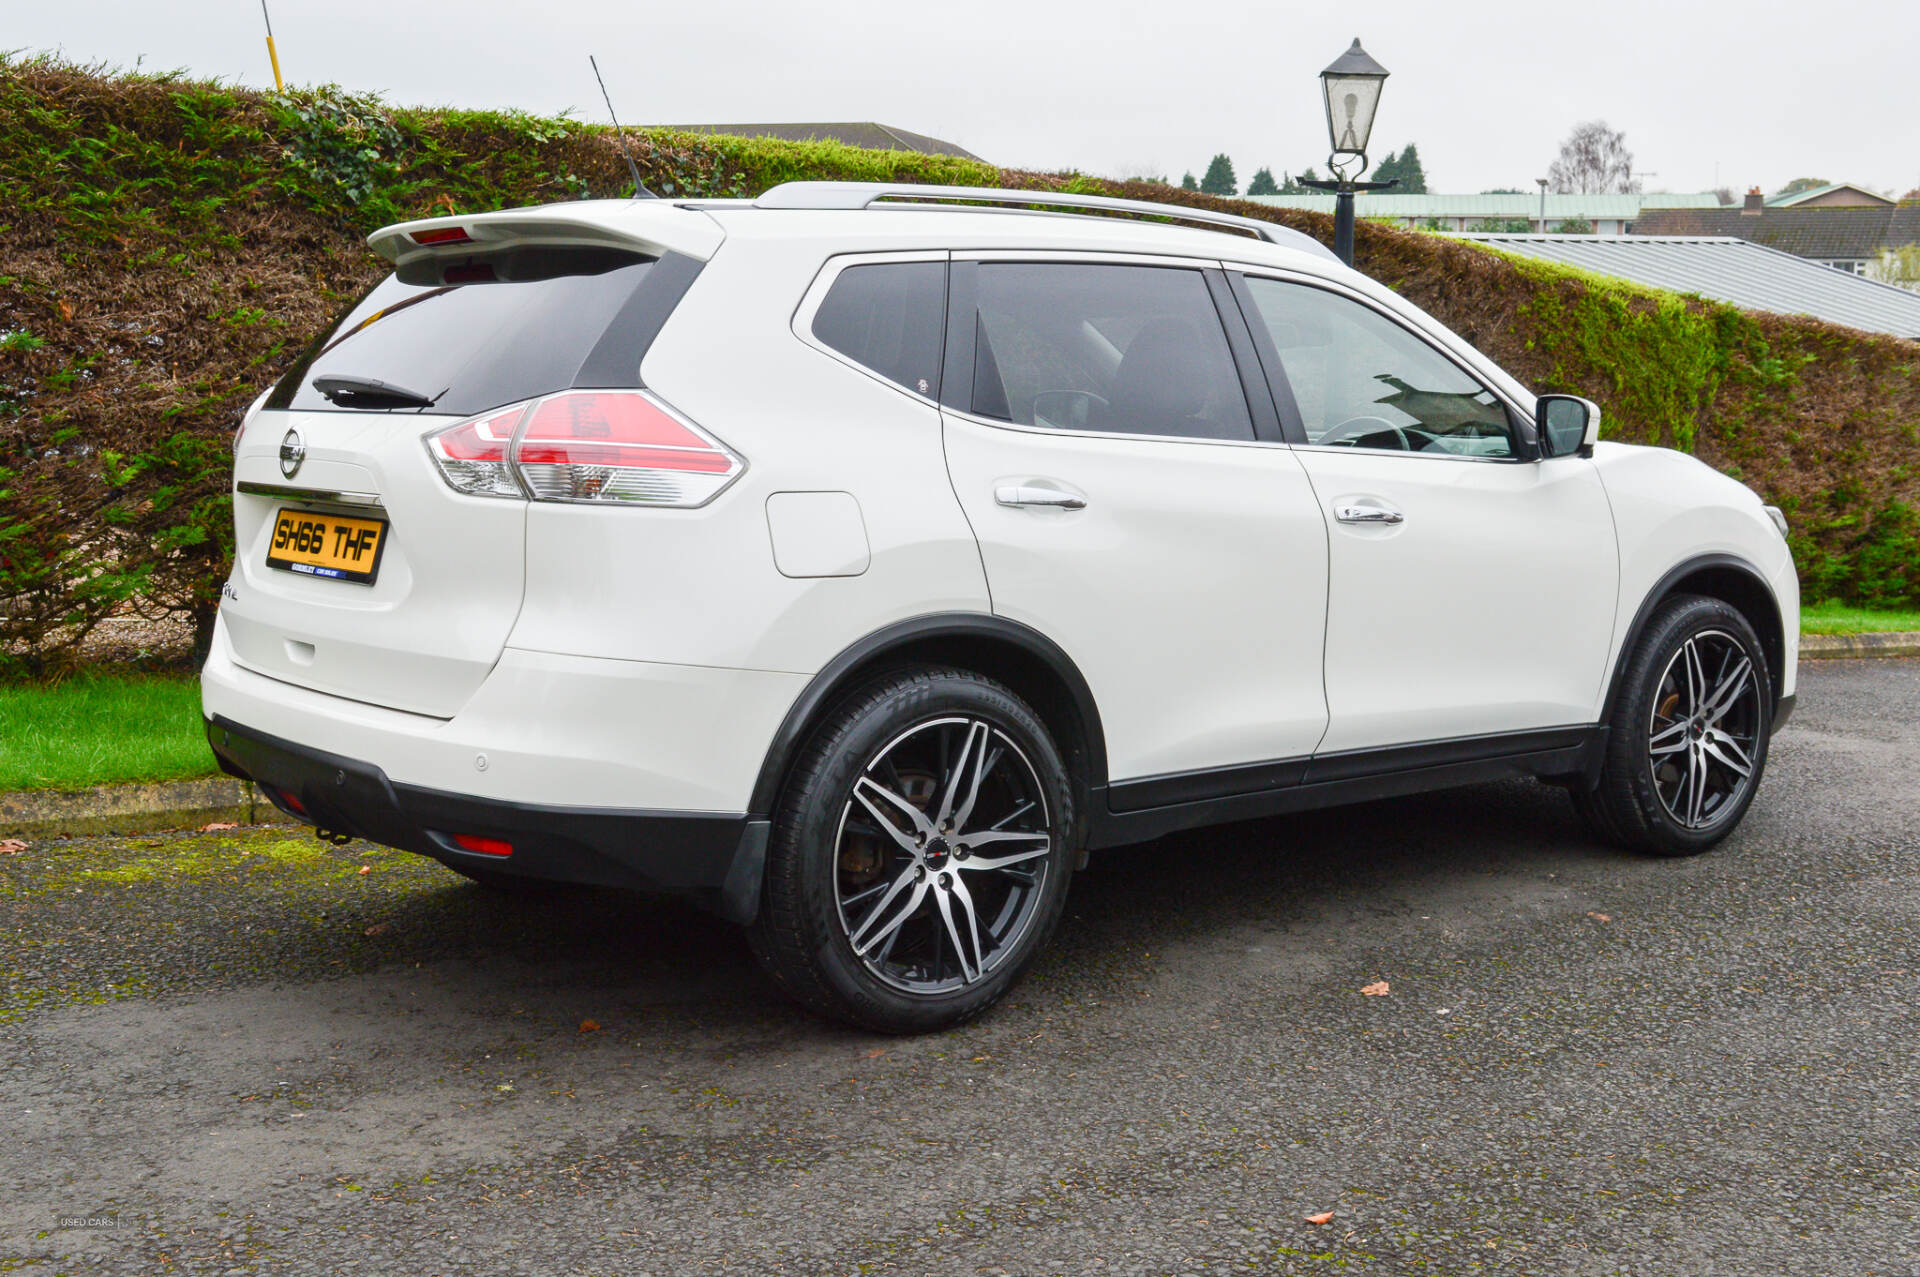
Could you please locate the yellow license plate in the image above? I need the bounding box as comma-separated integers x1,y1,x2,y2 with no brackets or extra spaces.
265,508,388,585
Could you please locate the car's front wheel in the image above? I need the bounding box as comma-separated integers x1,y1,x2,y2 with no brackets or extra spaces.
748,667,1077,1033
1575,594,1773,856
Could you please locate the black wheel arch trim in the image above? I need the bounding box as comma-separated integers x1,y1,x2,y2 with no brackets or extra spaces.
1602,552,1788,730
746,612,1110,822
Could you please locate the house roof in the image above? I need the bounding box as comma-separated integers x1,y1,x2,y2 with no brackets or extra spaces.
1765,182,1893,208
1244,192,1722,219
1452,234,1920,339
664,122,982,161
1630,205,1920,260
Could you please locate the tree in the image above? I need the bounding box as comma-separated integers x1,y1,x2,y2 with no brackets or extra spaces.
1713,186,1735,206
1200,154,1238,197
1246,167,1280,196
1470,218,1535,233
1551,216,1594,234
1373,144,1428,193
1480,188,1525,195
1774,176,1830,197
1180,172,1198,191
1276,167,1322,194
1872,244,1920,291
1547,121,1638,194
1121,174,1169,186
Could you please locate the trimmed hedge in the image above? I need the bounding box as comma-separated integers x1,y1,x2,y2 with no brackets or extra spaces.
1,57,1916,676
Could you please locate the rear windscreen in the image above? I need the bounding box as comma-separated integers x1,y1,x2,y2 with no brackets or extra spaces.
266,247,660,416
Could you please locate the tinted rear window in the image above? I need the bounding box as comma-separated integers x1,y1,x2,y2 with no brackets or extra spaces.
267,247,658,415
811,261,947,398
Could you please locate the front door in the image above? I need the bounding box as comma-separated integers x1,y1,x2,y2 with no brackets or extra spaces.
940,258,1331,790
1234,271,1619,755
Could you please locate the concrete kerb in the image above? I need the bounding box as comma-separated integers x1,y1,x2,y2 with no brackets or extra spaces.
1799,631,1920,660
2,637,1914,841
1,778,294,840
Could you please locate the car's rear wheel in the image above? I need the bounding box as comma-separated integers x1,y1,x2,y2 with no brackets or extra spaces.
1575,594,1772,856
748,667,1076,1033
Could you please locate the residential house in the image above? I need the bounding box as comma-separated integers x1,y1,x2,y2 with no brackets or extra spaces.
1633,189,1920,276
1766,182,1893,209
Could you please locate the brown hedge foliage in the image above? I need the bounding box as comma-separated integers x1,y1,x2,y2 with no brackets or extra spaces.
2,61,1916,678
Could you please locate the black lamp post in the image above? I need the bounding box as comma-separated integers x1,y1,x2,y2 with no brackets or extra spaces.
1300,38,1394,266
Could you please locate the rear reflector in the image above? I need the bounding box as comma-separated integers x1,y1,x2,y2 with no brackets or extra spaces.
422,390,743,508
410,226,473,245
452,834,513,857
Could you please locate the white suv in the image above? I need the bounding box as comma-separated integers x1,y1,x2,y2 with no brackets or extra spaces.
205,183,1798,1032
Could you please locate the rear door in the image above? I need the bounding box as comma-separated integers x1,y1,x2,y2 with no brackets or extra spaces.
1232,270,1619,754
224,245,691,717
939,256,1330,794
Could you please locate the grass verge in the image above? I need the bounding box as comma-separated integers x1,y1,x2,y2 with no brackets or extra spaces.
1800,601,1920,635
0,674,213,791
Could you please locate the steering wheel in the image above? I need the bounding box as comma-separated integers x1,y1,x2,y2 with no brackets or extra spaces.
1318,414,1413,451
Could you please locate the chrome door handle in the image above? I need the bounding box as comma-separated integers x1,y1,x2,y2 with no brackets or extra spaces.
996,485,1087,510
1335,503,1404,525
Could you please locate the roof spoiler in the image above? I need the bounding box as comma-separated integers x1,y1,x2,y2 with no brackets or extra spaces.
368,202,723,267
754,182,1341,264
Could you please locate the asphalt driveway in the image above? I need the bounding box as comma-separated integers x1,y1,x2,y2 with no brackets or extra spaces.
3,659,1917,1275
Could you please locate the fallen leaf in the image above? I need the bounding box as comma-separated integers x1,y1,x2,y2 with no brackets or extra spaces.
1304,1211,1335,1225
0,839,27,855
198,821,238,832
357,865,372,875
578,1019,601,1034
1360,981,1390,997
1587,912,1611,923
57,299,74,322
363,923,389,937
863,1047,886,1059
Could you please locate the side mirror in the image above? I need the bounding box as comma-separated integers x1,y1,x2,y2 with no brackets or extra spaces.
1536,394,1601,459
1031,389,1104,431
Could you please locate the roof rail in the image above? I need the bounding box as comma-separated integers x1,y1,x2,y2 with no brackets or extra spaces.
752,182,1341,264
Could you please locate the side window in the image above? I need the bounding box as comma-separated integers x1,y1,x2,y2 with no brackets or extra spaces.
970,263,1254,442
811,261,946,397
1241,277,1516,458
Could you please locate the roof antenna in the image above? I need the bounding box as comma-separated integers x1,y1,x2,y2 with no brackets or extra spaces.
589,55,656,200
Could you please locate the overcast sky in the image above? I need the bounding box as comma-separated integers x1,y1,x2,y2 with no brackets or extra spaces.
15,0,1918,198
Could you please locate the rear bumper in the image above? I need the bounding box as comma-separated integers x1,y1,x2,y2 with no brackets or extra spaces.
208,716,769,923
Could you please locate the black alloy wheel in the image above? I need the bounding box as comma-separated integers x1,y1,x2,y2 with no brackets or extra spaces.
1575,594,1773,856
748,667,1076,1033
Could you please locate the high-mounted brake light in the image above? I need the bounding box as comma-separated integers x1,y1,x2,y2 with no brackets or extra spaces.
410,226,472,246
422,390,744,508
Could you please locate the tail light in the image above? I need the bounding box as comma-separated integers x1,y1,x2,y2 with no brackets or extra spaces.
423,390,742,507
425,403,529,498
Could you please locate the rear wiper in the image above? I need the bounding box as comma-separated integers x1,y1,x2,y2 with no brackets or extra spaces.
312,374,438,409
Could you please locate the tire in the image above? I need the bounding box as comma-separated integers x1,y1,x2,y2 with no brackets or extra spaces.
747,667,1077,1034
1575,594,1773,856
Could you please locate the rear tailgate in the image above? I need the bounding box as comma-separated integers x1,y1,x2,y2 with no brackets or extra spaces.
221,205,718,718
225,408,522,717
